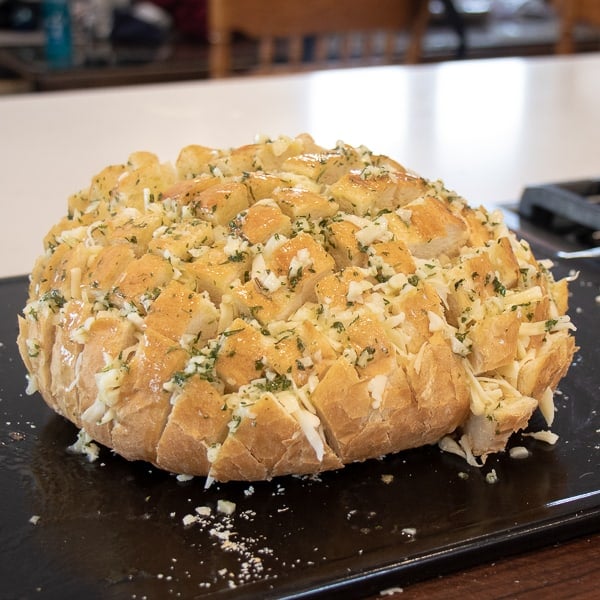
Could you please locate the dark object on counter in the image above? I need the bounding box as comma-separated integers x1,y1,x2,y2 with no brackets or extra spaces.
111,6,171,46
148,0,208,42
42,0,72,66
519,179,600,233
0,0,41,30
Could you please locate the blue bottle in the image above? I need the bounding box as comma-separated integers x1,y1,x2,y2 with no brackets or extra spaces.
43,0,73,66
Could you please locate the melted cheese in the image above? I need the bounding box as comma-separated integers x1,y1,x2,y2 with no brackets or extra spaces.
251,253,283,293
367,374,388,409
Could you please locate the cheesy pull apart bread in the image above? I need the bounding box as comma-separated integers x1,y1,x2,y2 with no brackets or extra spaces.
18,134,576,483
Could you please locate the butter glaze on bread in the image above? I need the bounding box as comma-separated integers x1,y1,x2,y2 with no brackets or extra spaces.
18,134,576,482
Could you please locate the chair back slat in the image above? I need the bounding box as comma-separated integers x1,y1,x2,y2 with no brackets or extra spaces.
555,0,600,53
208,0,430,77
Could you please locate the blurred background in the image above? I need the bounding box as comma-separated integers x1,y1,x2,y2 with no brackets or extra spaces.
0,0,599,93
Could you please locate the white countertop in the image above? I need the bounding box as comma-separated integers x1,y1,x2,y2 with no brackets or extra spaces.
1,53,599,278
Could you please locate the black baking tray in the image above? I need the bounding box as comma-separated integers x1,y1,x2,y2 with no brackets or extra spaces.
1,240,599,600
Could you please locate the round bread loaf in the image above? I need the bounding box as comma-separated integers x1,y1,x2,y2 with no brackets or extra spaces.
17,134,576,483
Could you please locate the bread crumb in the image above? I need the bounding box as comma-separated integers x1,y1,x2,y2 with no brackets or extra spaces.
485,469,499,484
381,474,394,484
380,587,404,596
29,515,40,525
182,514,199,526
509,446,530,459
217,499,236,515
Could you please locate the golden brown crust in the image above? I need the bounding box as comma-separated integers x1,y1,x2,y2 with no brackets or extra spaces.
17,134,576,482
210,393,342,481
156,376,231,475
110,329,189,463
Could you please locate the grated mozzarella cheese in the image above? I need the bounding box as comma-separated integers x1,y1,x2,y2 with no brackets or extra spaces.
367,375,388,409
223,235,249,258
293,407,325,461
25,373,38,395
288,248,313,280
67,429,100,462
427,310,445,332
523,430,559,445
354,217,393,247
346,280,373,303
251,254,283,293
539,386,555,427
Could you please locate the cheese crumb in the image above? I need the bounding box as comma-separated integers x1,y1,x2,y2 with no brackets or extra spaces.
217,500,237,515
346,279,373,303
523,430,559,445
182,514,199,526
367,374,388,409
25,374,38,395
67,429,100,462
380,587,404,596
509,446,530,459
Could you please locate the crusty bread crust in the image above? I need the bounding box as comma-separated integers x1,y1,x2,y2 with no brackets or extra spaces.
18,134,577,482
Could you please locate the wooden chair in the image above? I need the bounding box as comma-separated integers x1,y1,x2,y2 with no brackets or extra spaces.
207,0,431,78
554,0,600,54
